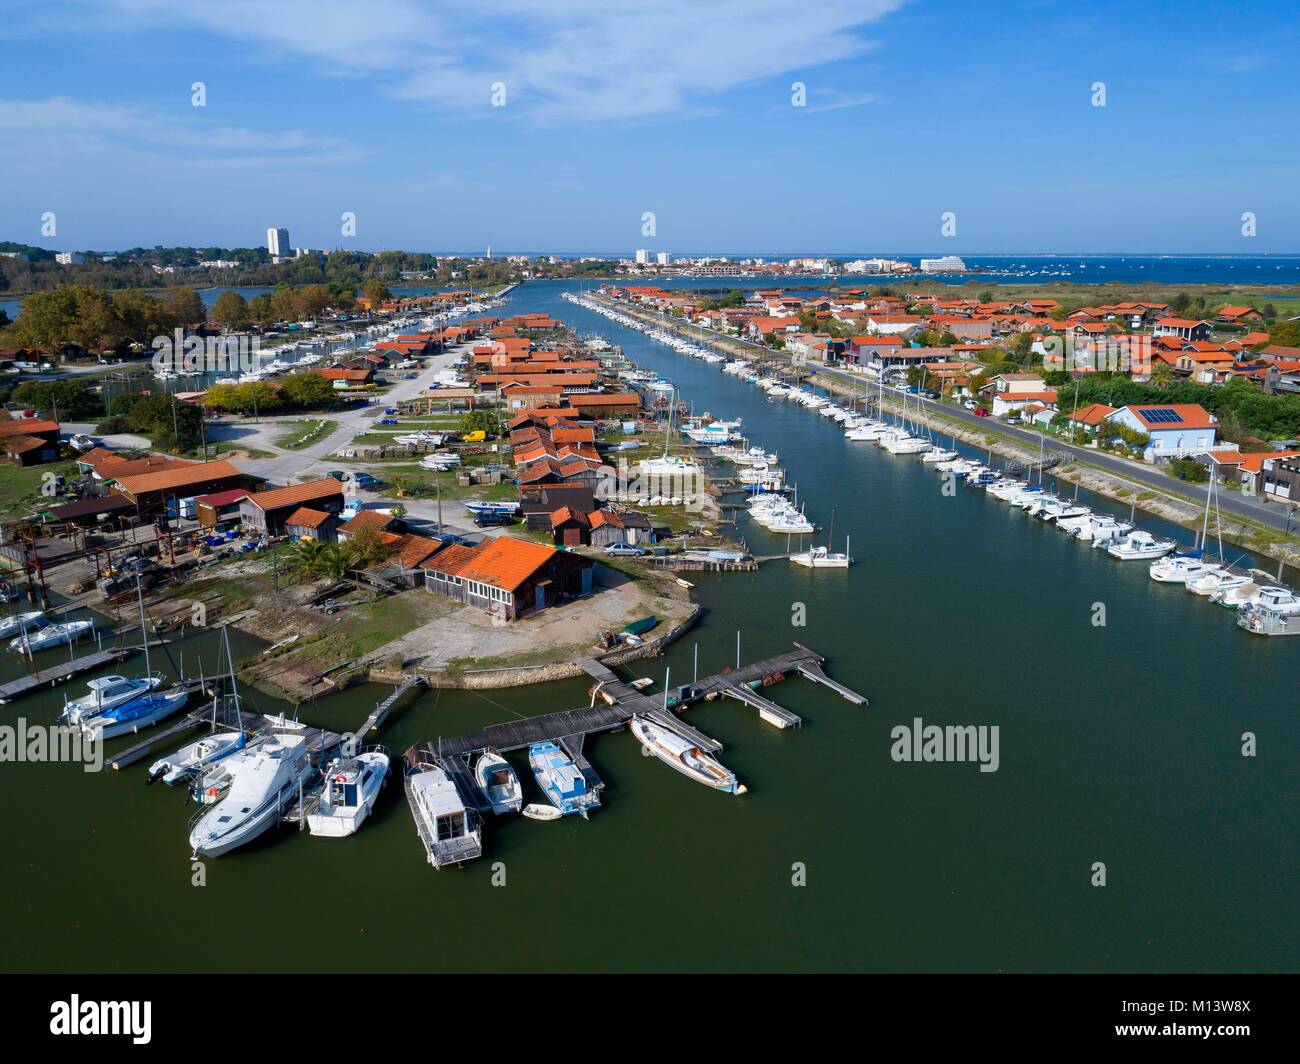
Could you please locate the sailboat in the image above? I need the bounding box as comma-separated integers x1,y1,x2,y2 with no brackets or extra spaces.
1150,478,1222,583
69,576,188,740
629,716,745,794
791,507,852,569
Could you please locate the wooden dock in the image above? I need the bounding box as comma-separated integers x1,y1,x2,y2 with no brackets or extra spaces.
408,645,868,796
110,698,344,771
0,647,135,705
356,674,424,740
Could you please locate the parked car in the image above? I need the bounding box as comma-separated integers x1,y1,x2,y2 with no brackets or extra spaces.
604,543,646,557
326,470,347,480
377,418,398,426
973,407,990,417
963,400,977,410
474,511,513,527
353,472,383,489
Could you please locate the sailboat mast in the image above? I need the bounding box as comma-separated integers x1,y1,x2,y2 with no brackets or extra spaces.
137,573,151,676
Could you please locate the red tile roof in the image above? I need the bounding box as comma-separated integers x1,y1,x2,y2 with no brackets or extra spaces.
285,507,332,528
244,477,343,512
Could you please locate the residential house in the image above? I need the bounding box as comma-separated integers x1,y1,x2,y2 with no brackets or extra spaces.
1152,318,1211,343
284,507,338,542
239,478,345,535
1105,404,1218,461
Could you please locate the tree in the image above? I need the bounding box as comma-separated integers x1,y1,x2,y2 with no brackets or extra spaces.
11,284,122,356
117,392,204,451
279,371,338,408
248,293,275,324
1269,320,1300,348
295,284,331,320
210,291,250,330
112,288,178,344
12,379,104,420
1008,331,1034,362
362,279,392,305
1150,361,1174,389
460,409,501,438
166,287,207,325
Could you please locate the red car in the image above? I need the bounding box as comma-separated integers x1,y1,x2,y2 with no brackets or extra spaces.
973,407,990,417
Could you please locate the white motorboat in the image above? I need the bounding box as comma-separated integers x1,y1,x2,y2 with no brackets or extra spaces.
629,716,744,794
1212,581,1263,609
521,803,562,821
920,447,958,463
1243,586,1300,615
8,618,94,653
789,541,852,568
60,674,164,725
1149,554,1212,584
1035,500,1090,523
306,747,390,837
148,729,247,785
188,733,312,857
0,610,44,638
474,750,523,815
1069,515,1131,542
1105,530,1177,560
1185,567,1252,597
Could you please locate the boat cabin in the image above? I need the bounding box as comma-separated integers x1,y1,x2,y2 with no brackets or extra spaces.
406,764,482,868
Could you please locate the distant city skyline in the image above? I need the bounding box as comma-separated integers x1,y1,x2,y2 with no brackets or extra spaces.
2,0,1298,254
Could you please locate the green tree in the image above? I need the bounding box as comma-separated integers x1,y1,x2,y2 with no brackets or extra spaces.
12,379,104,420
165,287,207,325
460,409,501,438
362,279,392,305
295,284,331,320
1269,320,1300,347
279,371,338,408
112,288,179,344
1150,361,1174,389
11,285,122,356
248,293,275,324
210,291,251,330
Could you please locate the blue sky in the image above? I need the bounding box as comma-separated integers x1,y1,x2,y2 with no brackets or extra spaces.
1,0,1297,255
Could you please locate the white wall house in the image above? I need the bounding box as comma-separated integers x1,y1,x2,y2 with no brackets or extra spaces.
1105,404,1217,461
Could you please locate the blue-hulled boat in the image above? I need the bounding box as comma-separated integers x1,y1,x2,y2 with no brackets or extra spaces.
528,741,600,818
78,687,189,740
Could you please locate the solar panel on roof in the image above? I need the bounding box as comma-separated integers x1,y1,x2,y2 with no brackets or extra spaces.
1142,407,1183,424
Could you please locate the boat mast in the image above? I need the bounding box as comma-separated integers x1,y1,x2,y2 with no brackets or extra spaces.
136,573,151,677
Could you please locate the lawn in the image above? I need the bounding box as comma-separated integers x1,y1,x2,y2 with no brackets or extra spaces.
275,418,337,449
0,459,79,516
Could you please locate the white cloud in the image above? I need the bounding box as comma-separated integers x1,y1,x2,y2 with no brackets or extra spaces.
0,96,359,168
84,0,906,121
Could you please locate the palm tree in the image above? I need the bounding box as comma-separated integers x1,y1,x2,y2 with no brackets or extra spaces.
1151,361,1174,389
290,538,327,579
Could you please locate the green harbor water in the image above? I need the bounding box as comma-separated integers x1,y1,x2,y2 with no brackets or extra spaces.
1,279,1296,973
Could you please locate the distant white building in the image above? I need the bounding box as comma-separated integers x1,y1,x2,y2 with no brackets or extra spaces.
635,249,651,264
55,252,85,266
919,255,966,273
656,251,672,266
267,227,290,262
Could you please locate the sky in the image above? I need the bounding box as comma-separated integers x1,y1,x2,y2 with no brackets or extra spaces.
1,0,1298,256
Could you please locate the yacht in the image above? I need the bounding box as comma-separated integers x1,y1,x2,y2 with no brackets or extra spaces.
405,760,483,867
75,686,188,741
474,750,523,815
920,447,958,463
188,732,313,857
1035,500,1091,523
1185,566,1252,597
1243,586,1300,615
8,618,94,653
1149,553,1212,584
790,536,852,569
0,610,44,639
529,740,600,818
629,716,745,794
1212,581,1263,609
60,674,164,726
1104,530,1177,560
148,729,247,785
1067,514,1131,542
881,433,932,455
306,747,390,837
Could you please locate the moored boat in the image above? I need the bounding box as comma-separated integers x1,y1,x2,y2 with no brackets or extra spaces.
474,750,523,815
528,740,600,817
630,716,745,794
307,747,390,837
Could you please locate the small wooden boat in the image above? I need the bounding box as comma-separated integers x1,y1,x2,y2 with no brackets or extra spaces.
630,715,745,794
629,677,654,690
675,578,695,589
521,803,562,821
